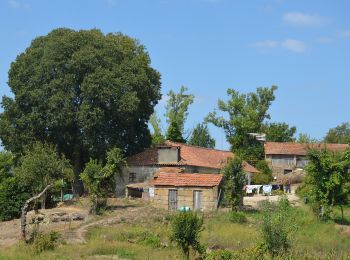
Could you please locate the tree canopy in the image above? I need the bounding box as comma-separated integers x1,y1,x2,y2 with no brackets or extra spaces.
297,133,318,144
207,86,277,163
324,122,350,144
304,148,350,219
165,86,194,140
0,28,161,193
14,142,73,208
263,122,296,142
188,123,215,148
166,121,185,143
149,112,165,145
221,157,246,211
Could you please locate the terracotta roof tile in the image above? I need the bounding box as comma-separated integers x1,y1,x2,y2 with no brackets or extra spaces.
127,141,259,173
265,142,349,156
154,172,223,187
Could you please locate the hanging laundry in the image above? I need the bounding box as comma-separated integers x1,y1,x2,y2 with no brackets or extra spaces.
262,185,272,195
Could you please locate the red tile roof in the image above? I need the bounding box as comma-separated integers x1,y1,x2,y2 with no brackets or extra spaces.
265,142,349,156
154,172,223,187
127,141,259,173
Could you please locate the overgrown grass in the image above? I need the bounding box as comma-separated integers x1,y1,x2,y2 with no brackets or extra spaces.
0,201,350,259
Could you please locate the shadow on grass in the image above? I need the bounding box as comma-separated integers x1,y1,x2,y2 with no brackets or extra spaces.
334,218,350,226
105,204,138,211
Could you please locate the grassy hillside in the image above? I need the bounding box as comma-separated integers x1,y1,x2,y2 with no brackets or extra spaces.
0,198,349,259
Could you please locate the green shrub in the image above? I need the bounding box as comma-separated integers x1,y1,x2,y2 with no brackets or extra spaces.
32,231,60,253
170,211,204,259
0,177,30,221
272,189,284,196
260,197,296,256
141,233,161,248
228,211,247,224
205,249,234,260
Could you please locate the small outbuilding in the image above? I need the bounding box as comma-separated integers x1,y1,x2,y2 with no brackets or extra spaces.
153,172,223,211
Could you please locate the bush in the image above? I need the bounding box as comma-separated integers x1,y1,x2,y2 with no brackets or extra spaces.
0,177,30,221
170,211,204,259
205,249,234,260
260,197,296,256
32,231,60,253
141,233,161,248
272,189,284,196
228,211,247,224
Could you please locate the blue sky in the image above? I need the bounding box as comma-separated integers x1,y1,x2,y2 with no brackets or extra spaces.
1,0,349,150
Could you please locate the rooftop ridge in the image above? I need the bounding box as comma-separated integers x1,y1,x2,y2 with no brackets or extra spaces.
164,140,232,153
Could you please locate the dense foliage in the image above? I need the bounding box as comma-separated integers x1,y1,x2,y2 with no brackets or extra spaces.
324,122,350,144
188,123,215,148
0,176,30,221
221,157,246,210
207,86,277,163
81,148,126,214
303,148,350,219
166,121,185,143
165,86,194,139
297,133,318,143
262,122,296,142
0,28,161,194
170,211,204,259
260,197,296,256
252,160,273,184
149,112,165,145
14,142,73,208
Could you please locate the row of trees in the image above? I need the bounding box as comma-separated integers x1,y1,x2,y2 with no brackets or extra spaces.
0,143,126,221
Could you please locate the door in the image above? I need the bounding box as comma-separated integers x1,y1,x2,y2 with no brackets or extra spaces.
193,190,202,210
168,189,178,210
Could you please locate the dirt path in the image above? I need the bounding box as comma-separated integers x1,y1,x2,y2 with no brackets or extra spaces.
62,205,149,244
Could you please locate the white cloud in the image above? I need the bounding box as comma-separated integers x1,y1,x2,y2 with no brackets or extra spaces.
251,40,279,53
339,30,350,37
8,0,29,9
283,12,328,26
281,39,307,53
316,37,334,44
252,39,307,53
106,0,117,6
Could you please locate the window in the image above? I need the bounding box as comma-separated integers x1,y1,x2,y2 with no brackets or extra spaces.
284,169,293,175
129,172,136,183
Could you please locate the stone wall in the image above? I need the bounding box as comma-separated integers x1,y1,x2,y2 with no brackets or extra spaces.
153,186,219,211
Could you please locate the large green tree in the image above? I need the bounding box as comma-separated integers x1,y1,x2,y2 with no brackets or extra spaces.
165,86,194,141
262,122,296,142
188,123,215,148
305,148,350,220
324,122,350,144
0,28,161,194
207,86,277,163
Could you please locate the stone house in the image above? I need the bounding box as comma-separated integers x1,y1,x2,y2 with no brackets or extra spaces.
116,140,259,196
264,142,349,175
153,170,223,211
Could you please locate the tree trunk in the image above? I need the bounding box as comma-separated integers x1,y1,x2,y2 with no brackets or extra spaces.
41,193,46,209
72,146,84,196
340,205,344,221
21,185,52,241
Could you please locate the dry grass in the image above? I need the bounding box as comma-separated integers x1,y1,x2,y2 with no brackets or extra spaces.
0,199,350,259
